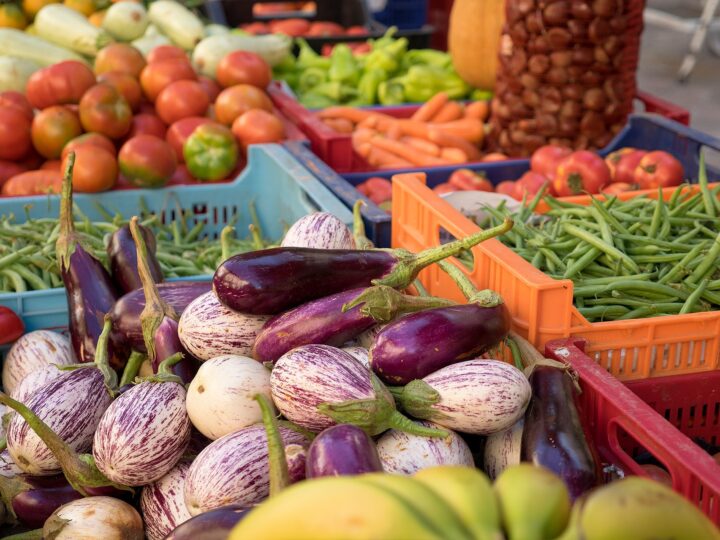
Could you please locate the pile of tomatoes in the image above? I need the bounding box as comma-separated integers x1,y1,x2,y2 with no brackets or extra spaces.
0,42,289,196
240,18,368,38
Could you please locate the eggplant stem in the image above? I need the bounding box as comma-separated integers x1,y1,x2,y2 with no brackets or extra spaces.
437,259,477,299
249,223,263,251
56,153,77,271
95,316,118,393
386,411,448,438
342,285,456,323
220,225,235,261
119,351,146,387
136,353,184,384
255,394,289,497
507,331,545,368
353,200,374,250
277,420,316,441
412,279,429,297
391,379,444,421
506,338,525,371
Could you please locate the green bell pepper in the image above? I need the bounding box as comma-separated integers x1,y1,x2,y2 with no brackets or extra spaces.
378,78,406,105
299,67,328,93
296,38,331,70
307,81,358,103
357,68,387,105
364,48,399,75
184,124,238,182
400,49,452,70
403,65,471,102
328,43,359,86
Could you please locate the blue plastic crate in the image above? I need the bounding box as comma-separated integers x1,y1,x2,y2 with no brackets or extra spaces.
0,144,354,332
286,114,720,248
371,0,428,30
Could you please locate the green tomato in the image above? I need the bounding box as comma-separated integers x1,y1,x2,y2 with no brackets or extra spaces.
183,123,239,182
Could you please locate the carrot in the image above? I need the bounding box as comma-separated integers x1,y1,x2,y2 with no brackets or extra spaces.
369,136,452,167
354,142,372,158
352,127,377,146
322,117,354,134
317,106,377,123
386,123,402,140
428,128,483,161
411,91,449,122
359,114,397,132
431,101,464,123
1,170,62,197
440,147,469,163
464,101,490,121
402,136,441,156
366,146,414,169
394,119,432,140
431,118,485,144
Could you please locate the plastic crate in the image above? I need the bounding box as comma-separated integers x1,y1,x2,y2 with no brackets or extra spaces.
545,338,720,525
371,0,429,29
0,144,353,332
391,173,720,380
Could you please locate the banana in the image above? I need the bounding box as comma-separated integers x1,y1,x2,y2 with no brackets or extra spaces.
414,465,503,540
495,463,571,540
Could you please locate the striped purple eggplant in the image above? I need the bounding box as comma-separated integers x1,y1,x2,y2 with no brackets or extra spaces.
108,222,163,294
0,450,22,477
178,291,270,361
376,421,474,475
369,292,511,385
285,444,307,483
43,496,144,540
281,212,355,250
1,330,74,395
305,424,383,478
10,364,64,405
484,419,523,480
110,281,211,353
184,424,309,516
214,219,513,315
270,344,446,438
165,505,251,540
141,461,192,540
342,346,370,369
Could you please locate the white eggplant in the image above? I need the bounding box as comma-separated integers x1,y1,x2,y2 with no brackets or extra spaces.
0,56,40,92
43,496,144,539
34,4,112,56
2,330,74,395
10,364,64,405
141,461,192,540
281,212,355,249
102,2,148,41
148,0,204,50
484,419,524,480
192,33,291,77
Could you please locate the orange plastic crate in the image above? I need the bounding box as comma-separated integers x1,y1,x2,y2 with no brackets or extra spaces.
391,174,720,380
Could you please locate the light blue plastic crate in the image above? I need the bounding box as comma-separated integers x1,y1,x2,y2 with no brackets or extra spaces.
0,144,354,332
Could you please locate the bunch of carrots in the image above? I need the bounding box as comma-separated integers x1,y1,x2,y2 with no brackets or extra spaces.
317,92,494,169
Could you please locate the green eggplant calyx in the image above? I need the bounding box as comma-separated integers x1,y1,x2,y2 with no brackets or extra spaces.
391,379,445,421
136,353,184,385
342,285,456,323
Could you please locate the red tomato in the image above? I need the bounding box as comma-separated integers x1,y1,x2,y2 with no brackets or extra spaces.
0,107,32,160
447,168,494,191
307,21,344,36
606,148,647,184
62,132,117,160
147,45,189,65
0,306,24,345
215,85,272,125
346,25,368,35
482,152,509,162
638,464,672,488
0,91,33,121
25,61,96,110
126,113,167,139
357,176,392,205
231,109,285,150
31,106,83,159
433,182,456,195
269,18,310,36
0,160,28,189
530,145,572,180
97,71,143,112
167,162,196,186
517,171,553,197
216,50,271,89
119,134,177,188
241,22,270,35
495,180,520,198
62,145,117,193
166,116,214,162
554,151,611,196
634,151,684,189
140,59,197,103
197,75,221,102
78,84,133,140
95,43,147,77
2,170,63,197
155,80,209,125
601,182,635,195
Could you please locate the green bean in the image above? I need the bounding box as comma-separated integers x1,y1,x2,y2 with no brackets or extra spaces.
668,191,702,217
10,264,49,290
648,189,664,237
658,242,707,284
680,279,709,314
578,305,630,321
0,245,35,271
1,269,25,291
632,253,689,264
562,223,639,272
564,247,601,279
605,280,690,300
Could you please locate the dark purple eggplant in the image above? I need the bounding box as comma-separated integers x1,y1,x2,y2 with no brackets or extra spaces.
108,223,163,294
252,286,455,364
56,155,123,369
164,505,251,540
110,281,211,353
305,424,382,478
214,218,513,315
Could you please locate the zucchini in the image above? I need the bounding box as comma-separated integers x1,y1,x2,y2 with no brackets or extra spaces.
102,2,148,42
204,23,230,37
192,34,291,77
35,4,113,57
147,1,204,50
0,28,88,67
0,56,41,93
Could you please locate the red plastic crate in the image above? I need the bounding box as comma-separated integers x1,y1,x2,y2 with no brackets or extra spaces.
545,338,720,525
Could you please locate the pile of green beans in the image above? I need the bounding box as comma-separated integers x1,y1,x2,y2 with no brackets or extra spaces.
480,175,720,323
0,203,272,293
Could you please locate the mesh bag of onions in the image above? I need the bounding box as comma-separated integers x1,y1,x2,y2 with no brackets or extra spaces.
489,0,642,157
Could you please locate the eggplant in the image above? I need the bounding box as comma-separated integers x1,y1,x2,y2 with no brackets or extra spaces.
270,344,446,438
43,496,144,539
9,364,63,405
1,330,74,396
186,355,273,440
391,359,531,435
184,424,309,515
305,424,383,478
281,212,355,249
108,222,163,294
56,157,123,368
4,474,82,528
178,291,270,360
110,281,211,353
164,505,251,540
252,286,455,364
285,443,307,484
341,346,370,369
484,419,524,480
376,421,474,475
141,461,192,540
214,218,512,315
370,291,511,385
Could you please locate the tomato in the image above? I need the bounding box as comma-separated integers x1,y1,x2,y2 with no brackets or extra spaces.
62,145,117,193
2,170,63,197
215,84,272,125
432,182,456,195
634,151,684,189
482,152,509,162
269,18,310,36
447,169,494,191
31,106,82,159
147,45,188,65
25,60,96,110
166,116,214,162
517,171,553,197
307,21,344,36
0,107,32,160
357,176,392,205
155,80,209,125
0,306,24,345
98,71,143,112
638,464,672,488
601,182,635,195
197,75,221,102
119,134,177,188
62,132,117,160
495,180,520,199
530,145,572,180
216,50,271,89
241,22,269,35
78,84,132,140
41,159,61,170
0,91,33,121
167,163,196,186
605,148,646,184
554,151,611,196
231,109,285,150
346,25,367,36
183,123,238,182
0,160,28,189
126,113,167,139
140,59,197,103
